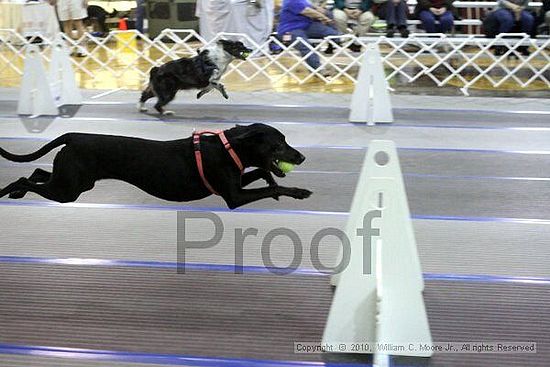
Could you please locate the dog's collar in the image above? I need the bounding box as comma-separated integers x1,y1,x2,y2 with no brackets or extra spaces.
193,130,244,196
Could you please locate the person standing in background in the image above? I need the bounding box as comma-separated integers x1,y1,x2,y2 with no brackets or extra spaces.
50,0,88,56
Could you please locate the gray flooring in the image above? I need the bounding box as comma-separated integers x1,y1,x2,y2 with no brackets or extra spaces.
1,91,550,367
2,206,550,278
1,264,549,366
0,355,194,367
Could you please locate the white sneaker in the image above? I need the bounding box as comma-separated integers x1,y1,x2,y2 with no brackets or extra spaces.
71,45,87,57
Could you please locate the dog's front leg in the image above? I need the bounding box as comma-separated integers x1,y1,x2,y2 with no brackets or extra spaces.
241,169,277,187
222,186,312,209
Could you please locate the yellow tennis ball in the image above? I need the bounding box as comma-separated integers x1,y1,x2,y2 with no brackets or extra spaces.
277,161,295,174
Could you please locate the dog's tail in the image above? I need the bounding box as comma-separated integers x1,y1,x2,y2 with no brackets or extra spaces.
0,133,72,162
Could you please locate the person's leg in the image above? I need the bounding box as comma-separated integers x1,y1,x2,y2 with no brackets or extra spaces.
63,20,74,38
289,28,320,69
385,1,397,28
96,13,107,33
68,0,88,55
385,1,396,36
306,21,341,38
332,8,349,34
395,0,408,28
136,0,145,34
356,10,375,36
74,19,86,39
519,9,535,33
437,10,454,33
418,10,437,33
306,21,341,53
493,8,515,33
57,0,71,35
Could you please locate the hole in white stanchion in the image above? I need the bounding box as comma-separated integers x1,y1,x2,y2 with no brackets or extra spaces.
374,151,389,166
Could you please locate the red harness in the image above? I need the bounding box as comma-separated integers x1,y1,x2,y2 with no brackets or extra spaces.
193,130,244,195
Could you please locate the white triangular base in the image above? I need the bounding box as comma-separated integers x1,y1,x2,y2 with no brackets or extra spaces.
17,45,58,116
323,140,431,358
349,44,393,125
49,37,82,106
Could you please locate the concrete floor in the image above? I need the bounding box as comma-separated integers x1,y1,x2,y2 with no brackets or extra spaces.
0,88,549,367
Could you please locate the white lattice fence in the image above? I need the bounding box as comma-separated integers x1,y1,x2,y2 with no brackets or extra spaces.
1,28,549,94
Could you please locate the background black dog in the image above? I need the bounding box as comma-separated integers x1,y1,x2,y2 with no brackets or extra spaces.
138,40,253,115
0,124,312,209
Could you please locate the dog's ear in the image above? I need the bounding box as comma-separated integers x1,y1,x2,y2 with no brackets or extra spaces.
232,127,264,143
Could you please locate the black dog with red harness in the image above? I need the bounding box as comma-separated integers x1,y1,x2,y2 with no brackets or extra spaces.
0,123,312,209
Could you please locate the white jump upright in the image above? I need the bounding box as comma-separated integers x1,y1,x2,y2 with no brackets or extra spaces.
17,45,58,116
349,44,393,125
323,140,431,360
49,36,82,106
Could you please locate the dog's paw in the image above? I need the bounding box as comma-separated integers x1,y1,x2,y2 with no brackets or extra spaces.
162,110,175,116
137,103,147,112
281,187,312,200
219,86,229,99
8,191,25,199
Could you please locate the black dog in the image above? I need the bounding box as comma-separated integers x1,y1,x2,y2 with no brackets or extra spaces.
138,40,253,115
0,124,312,209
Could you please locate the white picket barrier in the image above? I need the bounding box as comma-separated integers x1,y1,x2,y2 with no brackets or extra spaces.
2,29,549,95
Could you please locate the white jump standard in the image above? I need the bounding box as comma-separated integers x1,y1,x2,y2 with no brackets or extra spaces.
323,140,432,362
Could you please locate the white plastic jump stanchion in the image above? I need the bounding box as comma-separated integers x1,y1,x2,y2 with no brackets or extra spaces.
17,45,58,116
49,36,82,106
349,44,393,125
323,140,431,361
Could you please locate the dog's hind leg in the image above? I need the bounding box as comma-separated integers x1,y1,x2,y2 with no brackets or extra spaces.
8,168,52,199
2,147,95,203
154,89,177,116
197,86,213,100
0,177,83,203
138,85,155,112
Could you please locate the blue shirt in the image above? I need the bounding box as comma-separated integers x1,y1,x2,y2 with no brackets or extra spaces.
277,0,313,35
